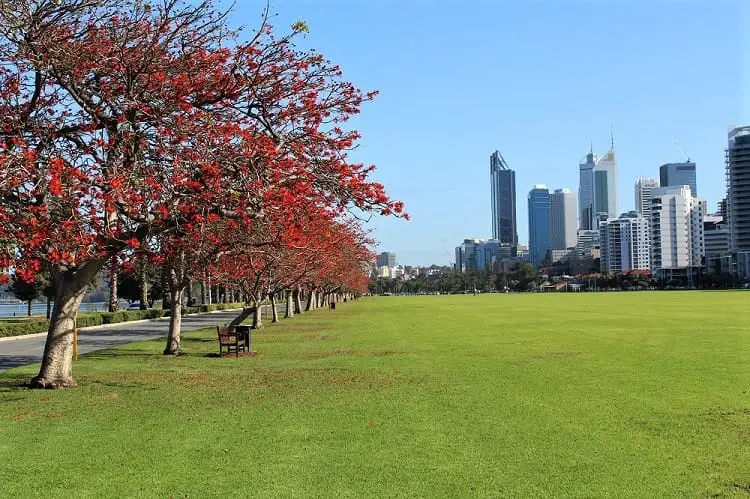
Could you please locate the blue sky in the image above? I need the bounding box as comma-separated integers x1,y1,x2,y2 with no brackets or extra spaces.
230,0,749,266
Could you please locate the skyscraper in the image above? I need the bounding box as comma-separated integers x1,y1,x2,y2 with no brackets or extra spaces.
376,252,396,268
634,178,659,220
599,214,650,273
650,185,705,279
593,147,617,224
579,137,617,230
726,126,750,275
490,150,517,249
550,188,577,250
659,162,697,196
578,150,596,230
528,185,551,267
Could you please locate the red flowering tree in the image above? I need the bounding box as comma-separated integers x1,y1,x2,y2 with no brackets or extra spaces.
0,0,404,388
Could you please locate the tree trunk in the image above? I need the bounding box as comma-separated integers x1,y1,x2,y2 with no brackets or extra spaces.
30,261,103,389
285,290,294,318
46,299,52,320
270,293,279,323
163,288,183,355
139,264,148,310
252,305,262,329
108,256,118,312
305,289,315,312
228,306,256,327
200,280,206,305
186,279,193,307
161,265,170,310
317,292,324,308
293,287,303,314
163,256,187,356
27,299,32,317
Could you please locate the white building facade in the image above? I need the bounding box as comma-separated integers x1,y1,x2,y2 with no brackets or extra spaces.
650,185,705,278
599,215,650,273
593,148,618,224
550,188,577,250
634,178,659,220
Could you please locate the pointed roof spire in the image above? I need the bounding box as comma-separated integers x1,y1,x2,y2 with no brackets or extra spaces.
590,140,593,155
610,126,614,149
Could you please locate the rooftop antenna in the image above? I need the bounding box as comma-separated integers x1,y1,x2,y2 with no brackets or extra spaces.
673,139,691,162
610,126,614,149
590,140,593,155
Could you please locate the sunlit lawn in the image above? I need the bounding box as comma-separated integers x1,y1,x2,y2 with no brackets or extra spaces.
1,291,749,497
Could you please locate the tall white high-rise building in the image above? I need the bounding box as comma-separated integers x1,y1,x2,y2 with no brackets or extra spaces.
579,136,617,230
550,188,577,250
599,214,650,273
650,185,705,278
593,147,617,224
634,178,659,219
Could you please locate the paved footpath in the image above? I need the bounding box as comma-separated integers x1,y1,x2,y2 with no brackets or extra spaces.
0,310,245,373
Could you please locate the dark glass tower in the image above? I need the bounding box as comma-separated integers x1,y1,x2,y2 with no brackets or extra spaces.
490,150,517,250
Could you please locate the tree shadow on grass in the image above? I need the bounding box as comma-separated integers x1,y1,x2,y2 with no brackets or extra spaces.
203,351,258,359
0,355,40,372
84,349,161,361
182,337,215,344
0,374,30,393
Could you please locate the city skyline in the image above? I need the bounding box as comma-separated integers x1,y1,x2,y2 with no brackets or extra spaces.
254,2,749,266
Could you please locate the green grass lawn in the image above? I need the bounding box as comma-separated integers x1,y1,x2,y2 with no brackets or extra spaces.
1,292,749,497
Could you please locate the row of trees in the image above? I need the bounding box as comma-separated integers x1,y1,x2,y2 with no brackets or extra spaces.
370,266,746,295
370,263,539,295
0,0,404,388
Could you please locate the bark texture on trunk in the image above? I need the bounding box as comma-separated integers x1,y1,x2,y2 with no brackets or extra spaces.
285,290,294,318
108,256,118,312
305,289,315,312
252,296,263,329
163,288,183,355
163,254,188,355
293,287,303,314
270,294,279,323
161,265,170,310
30,261,103,389
138,264,148,310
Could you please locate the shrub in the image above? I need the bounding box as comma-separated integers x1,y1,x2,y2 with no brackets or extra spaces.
0,303,225,337
0,320,49,338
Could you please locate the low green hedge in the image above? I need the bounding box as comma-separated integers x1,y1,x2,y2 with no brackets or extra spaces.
163,302,245,317
0,303,242,338
0,320,50,338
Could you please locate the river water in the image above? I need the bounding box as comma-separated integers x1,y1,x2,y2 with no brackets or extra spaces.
0,302,108,318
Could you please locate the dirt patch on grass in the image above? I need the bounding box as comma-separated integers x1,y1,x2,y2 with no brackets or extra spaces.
12,410,27,422
371,349,407,357
300,348,358,360
84,371,167,387
529,350,582,360
245,367,410,393
301,348,409,360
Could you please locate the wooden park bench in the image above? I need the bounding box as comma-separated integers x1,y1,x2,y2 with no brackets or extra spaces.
217,326,247,357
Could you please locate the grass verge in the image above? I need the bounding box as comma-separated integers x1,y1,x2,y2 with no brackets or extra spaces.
1,292,749,496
